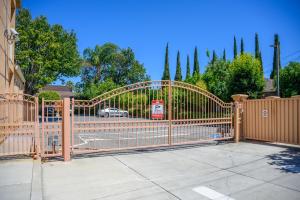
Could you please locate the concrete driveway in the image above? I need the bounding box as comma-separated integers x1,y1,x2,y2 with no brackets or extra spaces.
1,141,300,200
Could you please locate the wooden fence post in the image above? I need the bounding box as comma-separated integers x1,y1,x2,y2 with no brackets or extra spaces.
232,94,248,143
62,98,71,161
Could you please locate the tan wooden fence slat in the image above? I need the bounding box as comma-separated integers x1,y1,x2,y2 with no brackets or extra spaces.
243,97,300,145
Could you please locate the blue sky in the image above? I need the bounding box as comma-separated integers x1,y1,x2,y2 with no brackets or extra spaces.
23,0,300,84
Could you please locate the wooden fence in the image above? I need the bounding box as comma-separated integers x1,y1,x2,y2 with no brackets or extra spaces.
242,96,300,145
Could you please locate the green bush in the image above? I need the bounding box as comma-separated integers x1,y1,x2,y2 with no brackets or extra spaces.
228,54,264,99
38,90,61,104
202,59,231,101
280,62,300,97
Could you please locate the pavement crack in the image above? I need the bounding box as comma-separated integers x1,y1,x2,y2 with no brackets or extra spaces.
112,156,182,200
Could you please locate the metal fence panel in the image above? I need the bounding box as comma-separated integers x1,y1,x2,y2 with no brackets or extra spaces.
71,80,233,155
0,93,38,156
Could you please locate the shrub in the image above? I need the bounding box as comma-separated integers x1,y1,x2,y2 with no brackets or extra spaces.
38,90,61,104
202,59,230,101
228,54,264,99
280,62,300,97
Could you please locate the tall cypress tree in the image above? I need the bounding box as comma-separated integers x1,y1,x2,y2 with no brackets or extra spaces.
255,33,263,72
185,55,191,80
255,33,260,59
233,36,237,59
162,43,170,80
212,50,217,64
174,51,182,81
270,34,281,79
193,46,200,75
223,49,226,61
240,38,244,55
259,52,263,73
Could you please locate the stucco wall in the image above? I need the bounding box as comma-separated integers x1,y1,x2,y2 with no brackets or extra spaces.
0,0,24,94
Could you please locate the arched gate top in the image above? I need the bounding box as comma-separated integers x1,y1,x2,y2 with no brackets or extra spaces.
77,80,231,108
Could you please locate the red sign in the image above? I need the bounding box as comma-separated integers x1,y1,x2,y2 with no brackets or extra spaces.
152,100,164,119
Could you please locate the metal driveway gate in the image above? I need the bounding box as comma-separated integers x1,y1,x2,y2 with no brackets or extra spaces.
0,93,39,156
71,81,233,154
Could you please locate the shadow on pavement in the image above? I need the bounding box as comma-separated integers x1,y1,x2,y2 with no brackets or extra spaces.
0,154,33,161
42,140,234,162
267,148,300,173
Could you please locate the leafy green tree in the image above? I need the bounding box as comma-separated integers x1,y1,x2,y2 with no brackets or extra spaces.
206,49,210,59
203,59,231,101
255,33,263,72
80,43,149,98
16,9,81,94
38,91,60,104
82,44,149,85
233,36,237,59
228,54,265,99
162,43,170,80
78,78,118,99
195,79,207,90
240,38,244,55
108,48,149,85
174,51,182,81
83,43,118,82
255,33,260,58
222,49,226,61
259,52,263,72
270,34,281,79
280,62,300,97
193,47,200,76
212,50,217,64
185,55,191,80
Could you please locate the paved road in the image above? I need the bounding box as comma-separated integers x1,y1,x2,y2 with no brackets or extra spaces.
2,142,299,200
71,117,232,152
38,116,232,153
1,116,231,155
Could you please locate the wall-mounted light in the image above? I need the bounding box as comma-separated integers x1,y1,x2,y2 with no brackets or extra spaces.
4,28,19,44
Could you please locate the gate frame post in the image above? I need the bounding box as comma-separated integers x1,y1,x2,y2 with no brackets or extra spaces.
168,80,172,145
232,94,248,143
62,98,71,161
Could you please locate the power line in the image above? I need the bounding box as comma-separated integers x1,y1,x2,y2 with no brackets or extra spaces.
281,50,300,60
264,50,300,68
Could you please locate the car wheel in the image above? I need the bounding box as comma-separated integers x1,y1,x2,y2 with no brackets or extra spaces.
105,113,109,118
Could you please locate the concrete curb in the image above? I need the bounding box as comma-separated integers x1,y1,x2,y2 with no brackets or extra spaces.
30,159,43,200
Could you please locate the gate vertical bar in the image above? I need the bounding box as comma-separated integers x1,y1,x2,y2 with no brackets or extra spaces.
71,98,74,153
34,97,40,158
62,98,71,161
41,98,45,157
168,80,172,145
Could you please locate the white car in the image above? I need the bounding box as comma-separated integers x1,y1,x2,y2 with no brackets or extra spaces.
98,108,128,117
